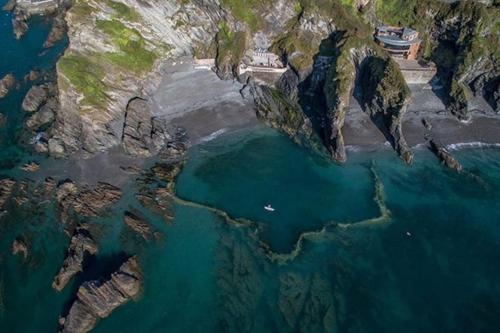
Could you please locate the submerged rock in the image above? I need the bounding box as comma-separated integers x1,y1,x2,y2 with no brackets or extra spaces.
0,178,16,210
53,227,98,292
11,237,29,260
0,113,6,127
429,140,463,173
60,256,142,333
20,161,40,173
0,73,16,99
12,13,29,39
22,85,48,112
26,97,56,130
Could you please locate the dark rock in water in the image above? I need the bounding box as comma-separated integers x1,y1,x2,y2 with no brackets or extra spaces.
20,161,40,173
56,181,122,227
11,237,29,260
44,13,66,48
22,85,48,112
12,12,29,39
60,256,142,333
429,139,463,173
0,113,6,127
0,178,16,210
0,73,16,99
123,211,153,241
53,227,98,292
73,182,122,217
24,70,40,82
26,97,56,130
136,162,184,223
279,273,337,332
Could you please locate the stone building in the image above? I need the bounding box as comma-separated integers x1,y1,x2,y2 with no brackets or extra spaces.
375,26,421,60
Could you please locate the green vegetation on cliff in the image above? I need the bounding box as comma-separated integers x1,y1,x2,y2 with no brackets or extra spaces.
105,0,141,22
215,21,247,73
96,19,158,73
376,0,499,117
58,54,107,108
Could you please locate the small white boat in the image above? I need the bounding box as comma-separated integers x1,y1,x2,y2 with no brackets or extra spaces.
264,205,275,212
406,231,412,237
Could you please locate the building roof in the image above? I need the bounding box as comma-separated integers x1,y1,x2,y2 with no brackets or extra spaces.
375,26,420,46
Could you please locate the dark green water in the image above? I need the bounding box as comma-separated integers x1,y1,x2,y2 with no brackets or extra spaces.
1,4,500,333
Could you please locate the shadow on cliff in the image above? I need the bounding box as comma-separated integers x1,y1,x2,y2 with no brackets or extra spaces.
294,34,397,152
296,32,344,146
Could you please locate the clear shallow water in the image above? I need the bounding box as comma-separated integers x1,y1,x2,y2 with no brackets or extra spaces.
1,4,500,332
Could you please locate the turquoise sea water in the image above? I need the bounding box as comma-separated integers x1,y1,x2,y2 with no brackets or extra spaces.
1,4,500,333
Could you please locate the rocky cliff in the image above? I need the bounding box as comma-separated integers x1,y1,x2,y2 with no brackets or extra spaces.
39,0,498,162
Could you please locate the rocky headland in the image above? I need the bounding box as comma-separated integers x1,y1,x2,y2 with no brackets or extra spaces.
5,0,492,168
0,1,499,332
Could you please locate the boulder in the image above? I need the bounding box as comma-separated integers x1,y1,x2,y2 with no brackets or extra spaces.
0,178,16,210
0,73,16,99
53,227,98,292
22,85,48,112
48,138,65,158
60,257,142,333
24,70,40,82
26,97,56,130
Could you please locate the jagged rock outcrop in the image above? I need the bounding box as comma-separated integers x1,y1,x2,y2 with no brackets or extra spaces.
59,256,142,333
53,226,98,291
56,180,122,228
0,74,16,99
44,12,67,48
26,97,56,130
123,211,152,241
429,139,463,173
375,0,499,119
324,43,375,163
361,57,413,164
250,82,314,144
121,97,169,157
22,85,48,112
51,0,223,156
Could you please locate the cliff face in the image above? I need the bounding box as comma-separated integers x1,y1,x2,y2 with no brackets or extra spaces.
51,0,223,155
375,0,499,119
46,0,498,160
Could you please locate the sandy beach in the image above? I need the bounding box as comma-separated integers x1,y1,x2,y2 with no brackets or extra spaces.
343,84,500,151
